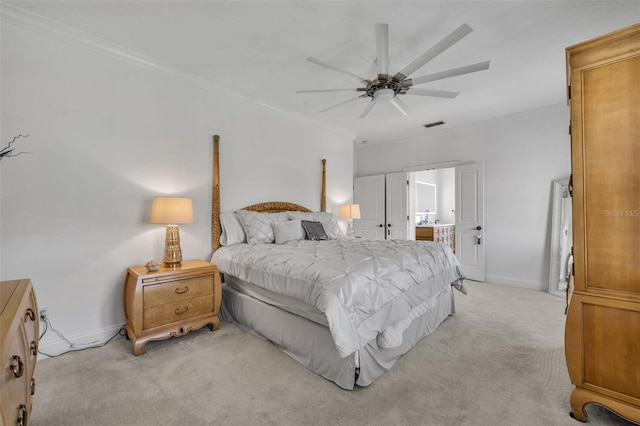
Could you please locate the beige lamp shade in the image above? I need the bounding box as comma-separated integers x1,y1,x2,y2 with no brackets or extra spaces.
339,204,361,220
150,197,194,224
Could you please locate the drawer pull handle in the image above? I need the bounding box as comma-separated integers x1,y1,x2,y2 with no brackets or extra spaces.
25,308,36,321
17,404,28,426
174,286,189,295
31,341,38,356
10,355,24,378
31,377,36,395
175,306,189,315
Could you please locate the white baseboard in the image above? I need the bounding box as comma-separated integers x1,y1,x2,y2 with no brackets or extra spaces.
483,275,546,291
37,322,125,361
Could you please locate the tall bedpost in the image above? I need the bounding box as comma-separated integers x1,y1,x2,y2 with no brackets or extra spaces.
213,135,221,251
321,159,327,212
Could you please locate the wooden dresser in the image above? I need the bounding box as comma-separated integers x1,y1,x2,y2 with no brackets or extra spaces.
564,23,640,424
1,279,39,426
416,224,455,252
123,259,222,355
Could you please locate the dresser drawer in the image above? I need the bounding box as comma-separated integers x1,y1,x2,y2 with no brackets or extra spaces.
1,279,38,426
143,294,214,329
143,275,214,308
22,289,39,374
436,226,451,236
415,227,433,240
1,322,29,426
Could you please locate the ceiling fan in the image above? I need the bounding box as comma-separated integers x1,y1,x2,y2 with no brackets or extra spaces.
296,23,490,119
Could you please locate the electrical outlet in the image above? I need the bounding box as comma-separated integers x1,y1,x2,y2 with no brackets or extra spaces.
39,306,49,320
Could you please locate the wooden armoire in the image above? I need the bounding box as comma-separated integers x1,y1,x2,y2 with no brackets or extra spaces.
564,23,640,423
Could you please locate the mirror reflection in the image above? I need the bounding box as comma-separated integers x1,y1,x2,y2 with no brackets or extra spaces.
415,181,436,224
548,177,573,296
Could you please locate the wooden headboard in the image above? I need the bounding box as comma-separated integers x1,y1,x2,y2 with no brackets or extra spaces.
241,202,312,213
212,135,326,250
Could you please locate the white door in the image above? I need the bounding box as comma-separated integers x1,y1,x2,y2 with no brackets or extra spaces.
354,175,386,239
385,172,409,239
455,163,485,281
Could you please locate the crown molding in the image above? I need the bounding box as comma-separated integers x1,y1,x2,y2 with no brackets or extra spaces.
1,2,356,139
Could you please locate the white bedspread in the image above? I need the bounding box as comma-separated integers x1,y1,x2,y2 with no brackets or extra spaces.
212,238,466,358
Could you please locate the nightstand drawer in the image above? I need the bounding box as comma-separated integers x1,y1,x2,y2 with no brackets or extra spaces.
143,275,214,308
143,294,214,329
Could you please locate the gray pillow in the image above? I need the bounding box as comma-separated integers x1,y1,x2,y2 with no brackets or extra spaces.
301,220,328,241
272,220,305,244
289,212,341,239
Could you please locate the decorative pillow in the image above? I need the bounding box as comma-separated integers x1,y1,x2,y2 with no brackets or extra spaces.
271,220,306,244
237,210,290,244
219,212,246,246
301,220,328,241
289,212,341,239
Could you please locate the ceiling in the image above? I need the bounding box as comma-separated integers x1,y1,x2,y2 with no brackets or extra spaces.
6,1,640,145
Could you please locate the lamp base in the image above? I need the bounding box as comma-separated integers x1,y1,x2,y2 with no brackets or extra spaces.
346,220,355,237
163,225,183,268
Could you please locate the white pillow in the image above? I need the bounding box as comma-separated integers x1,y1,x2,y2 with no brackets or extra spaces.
219,212,246,246
288,211,342,239
271,220,305,244
237,210,290,244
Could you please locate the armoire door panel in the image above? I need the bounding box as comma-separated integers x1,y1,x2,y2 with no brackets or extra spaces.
582,55,640,295
582,303,640,401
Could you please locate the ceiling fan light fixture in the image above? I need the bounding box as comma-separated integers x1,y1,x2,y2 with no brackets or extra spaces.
373,88,395,103
298,23,490,119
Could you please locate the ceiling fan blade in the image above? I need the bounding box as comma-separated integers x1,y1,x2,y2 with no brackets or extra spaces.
404,88,459,98
296,88,360,93
403,60,491,87
306,57,369,83
319,96,363,113
390,96,410,116
375,23,389,76
359,100,377,119
394,24,473,80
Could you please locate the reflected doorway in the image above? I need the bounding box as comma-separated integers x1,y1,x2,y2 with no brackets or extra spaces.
410,168,456,230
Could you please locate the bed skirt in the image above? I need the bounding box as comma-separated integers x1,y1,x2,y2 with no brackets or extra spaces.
219,283,456,390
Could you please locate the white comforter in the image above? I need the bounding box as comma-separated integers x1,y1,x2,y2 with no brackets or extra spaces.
212,238,466,358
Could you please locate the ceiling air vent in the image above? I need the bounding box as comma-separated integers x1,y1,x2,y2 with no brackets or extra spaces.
423,121,445,128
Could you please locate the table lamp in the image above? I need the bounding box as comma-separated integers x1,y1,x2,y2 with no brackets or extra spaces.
150,196,193,268
339,203,361,237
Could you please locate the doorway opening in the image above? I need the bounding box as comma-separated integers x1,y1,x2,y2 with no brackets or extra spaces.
406,162,485,282
409,167,456,236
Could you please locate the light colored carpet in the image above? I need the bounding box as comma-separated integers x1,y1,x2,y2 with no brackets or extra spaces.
29,281,636,426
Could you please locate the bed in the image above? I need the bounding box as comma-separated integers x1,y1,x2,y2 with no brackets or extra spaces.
209,135,466,389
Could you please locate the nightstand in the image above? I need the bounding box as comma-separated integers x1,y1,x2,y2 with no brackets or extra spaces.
123,259,221,355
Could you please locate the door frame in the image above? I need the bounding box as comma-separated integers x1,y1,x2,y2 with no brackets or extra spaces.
404,160,485,281
405,161,460,239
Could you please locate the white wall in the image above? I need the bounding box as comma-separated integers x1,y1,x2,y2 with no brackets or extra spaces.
356,105,571,290
1,21,353,353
